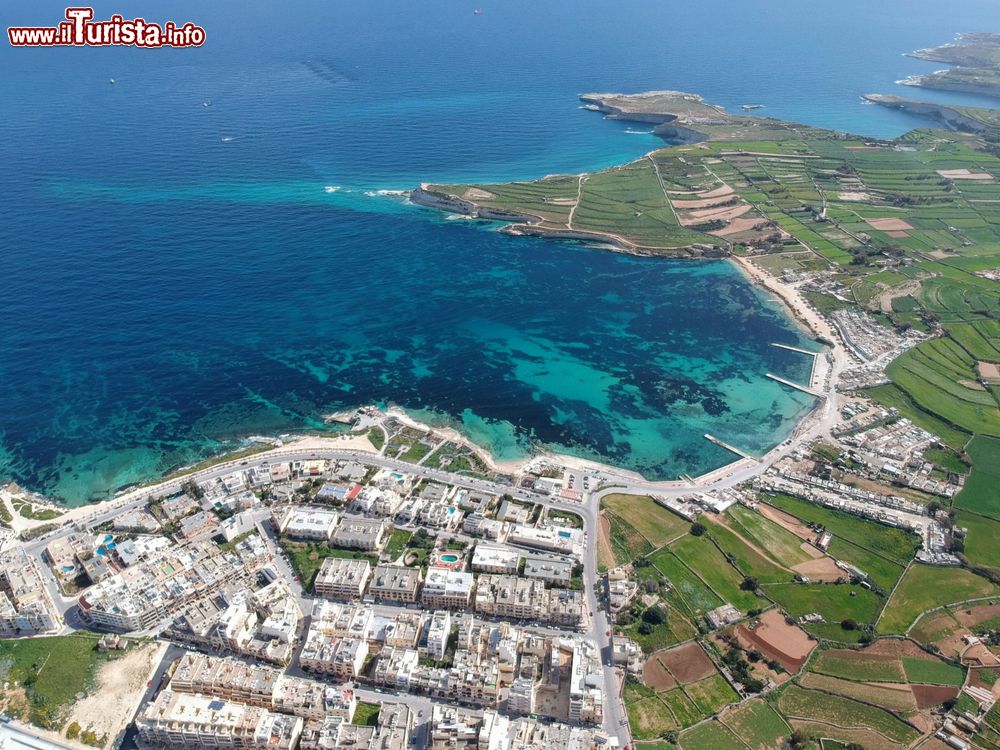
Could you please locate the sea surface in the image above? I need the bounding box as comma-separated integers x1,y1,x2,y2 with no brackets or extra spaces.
2,0,998,505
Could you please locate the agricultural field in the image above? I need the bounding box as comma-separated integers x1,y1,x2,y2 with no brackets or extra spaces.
762,580,884,629
603,510,654,567
719,699,790,750
669,534,768,612
878,563,999,633
762,494,919,565
824,537,905,593
797,672,918,712
777,684,920,746
953,436,1000,519
703,517,791,584
957,511,1000,569
603,494,691,548
648,547,724,617
679,720,745,750
726,504,813,568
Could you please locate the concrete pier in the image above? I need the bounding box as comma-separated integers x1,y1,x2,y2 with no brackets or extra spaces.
772,342,820,388
703,434,757,461
771,342,818,357
765,372,822,397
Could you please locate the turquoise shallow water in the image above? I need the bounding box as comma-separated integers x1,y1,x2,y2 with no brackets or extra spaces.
1,0,998,505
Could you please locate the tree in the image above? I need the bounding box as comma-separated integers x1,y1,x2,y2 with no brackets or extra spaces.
637,621,654,635
690,522,707,537
644,579,659,594
642,606,666,625
841,618,857,631
740,576,758,592
789,729,811,750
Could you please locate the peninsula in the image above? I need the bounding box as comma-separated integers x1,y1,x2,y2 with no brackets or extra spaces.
901,31,1000,98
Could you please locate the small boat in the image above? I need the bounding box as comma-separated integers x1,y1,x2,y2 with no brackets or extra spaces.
741,104,764,111
473,8,482,14
202,99,212,107
109,78,116,85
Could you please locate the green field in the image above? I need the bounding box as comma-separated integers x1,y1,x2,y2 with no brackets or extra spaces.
670,534,767,612
353,701,381,726
958,511,1000,569
684,673,739,716
954,436,1000,519
777,685,920,745
603,494,691,548
605,510,655,567
727,504,813,568
879,563,1000,633
763,581,884,626
810,648,906,682
763,494,919,565
679,720,746,750
383,528,412,561
720,700,790,750
901,656,965,686
704,517,791,584
0,633,110,729
648,547,724,617
825,537,905,592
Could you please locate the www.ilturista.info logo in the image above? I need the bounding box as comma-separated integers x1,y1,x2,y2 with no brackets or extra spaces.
8,7,206,47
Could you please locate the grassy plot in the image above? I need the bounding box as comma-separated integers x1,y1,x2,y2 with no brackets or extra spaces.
648,547,723,617
0,633,108,729
603,494,691,548
958,511,1000,569
704,517,791,584
727,504,813,568
810,648,906,682
825,537,904,592
605,511,655,566
878,563,1000,634
679,720,747,750
954,436,1000,520
887,342,1000,437
763,581,883,626
798,673,917,712
901,656,965,686
684,673,739,716
670,534,767,611
776,685,919,745
763,493,919,565
720,699,791,750
383,528,412,561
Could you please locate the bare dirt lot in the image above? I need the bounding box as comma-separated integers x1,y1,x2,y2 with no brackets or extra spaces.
792,556,845,582
64,642,164,749
865,217,914,232
953,603,1000,628
977,361,1000,384
911,684,959,709
657,641,716,684
642,655,678,691
736,610,815,673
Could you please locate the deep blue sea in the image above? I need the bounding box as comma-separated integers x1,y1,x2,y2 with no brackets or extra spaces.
2,0,999,505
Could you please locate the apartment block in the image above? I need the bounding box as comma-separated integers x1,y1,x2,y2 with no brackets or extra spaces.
314,557,372,601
